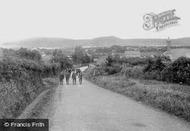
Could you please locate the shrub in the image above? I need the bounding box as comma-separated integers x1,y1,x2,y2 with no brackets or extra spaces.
51,49,73,70
72,46,92,64
123,66,144,79
143,57,166,80
161,57,190,84
104,63,121,75
0,48,61,118
143,57,166,73
16,48,42,62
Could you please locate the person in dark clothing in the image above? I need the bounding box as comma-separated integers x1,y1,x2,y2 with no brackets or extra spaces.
59,70,65,85
76,68,81,75
78,72,82,85
72,70,77,85
65,69,71,85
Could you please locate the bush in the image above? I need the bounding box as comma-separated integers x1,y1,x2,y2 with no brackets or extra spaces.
51,49,73,70
0,58,43,118
123,57,149,66
0,48,61,118
104,63,121,75
122,66,144,79
16,48,42,62
143,57,166,73
142,56,190,85
143,57,166,80
161,57,190,84
72,46,92,64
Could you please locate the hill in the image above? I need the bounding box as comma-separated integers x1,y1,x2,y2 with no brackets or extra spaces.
2,38,90,49
1,36,190,49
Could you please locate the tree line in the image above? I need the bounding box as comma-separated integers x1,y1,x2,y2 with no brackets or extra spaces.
88,55,190,85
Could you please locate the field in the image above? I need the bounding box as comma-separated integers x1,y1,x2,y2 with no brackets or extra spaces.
165,48,190,60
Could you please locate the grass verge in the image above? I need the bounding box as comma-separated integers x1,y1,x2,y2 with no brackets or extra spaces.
18,78,59,119
85,74,190,122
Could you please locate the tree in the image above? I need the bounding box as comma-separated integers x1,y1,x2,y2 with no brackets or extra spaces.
105,56,113,66
16,48,42,62
72,46,91,64
143,57,165,73
51,49,73,70
161,57,190,84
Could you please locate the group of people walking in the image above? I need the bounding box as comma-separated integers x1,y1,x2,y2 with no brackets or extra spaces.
59,68,83,85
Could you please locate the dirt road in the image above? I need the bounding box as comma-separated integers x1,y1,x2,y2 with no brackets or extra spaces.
49,76,190,131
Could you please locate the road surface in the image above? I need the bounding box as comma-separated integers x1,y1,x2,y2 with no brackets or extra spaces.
49,69,190,131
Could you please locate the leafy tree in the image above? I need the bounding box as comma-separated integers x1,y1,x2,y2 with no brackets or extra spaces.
16,48,42,62
105,56,113,66
143,57,166,80
51,49,73,70
161,57,190,84
143,57,165,73
72,46,91,64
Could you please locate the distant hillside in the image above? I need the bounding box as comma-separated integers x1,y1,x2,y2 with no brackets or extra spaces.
2,38,90,49
172,37,190,46
2,36,190,49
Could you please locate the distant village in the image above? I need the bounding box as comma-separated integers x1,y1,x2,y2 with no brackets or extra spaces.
6,38,190,64
83,38,190,62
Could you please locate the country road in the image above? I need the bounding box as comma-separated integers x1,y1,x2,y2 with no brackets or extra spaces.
49,68,190,131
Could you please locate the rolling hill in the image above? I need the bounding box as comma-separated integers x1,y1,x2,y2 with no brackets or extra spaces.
1,36,190,49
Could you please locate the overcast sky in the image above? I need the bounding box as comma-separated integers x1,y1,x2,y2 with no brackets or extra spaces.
0,0,189,43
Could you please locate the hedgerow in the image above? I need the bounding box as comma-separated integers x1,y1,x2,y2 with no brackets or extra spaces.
0,48,61,118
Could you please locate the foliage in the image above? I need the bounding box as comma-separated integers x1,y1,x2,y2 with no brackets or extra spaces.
92,54,190,85
85,74,190,122
104,63,121,75
0,48,61,118
16,48,42,62
51,49,73,70
122,66,144,79
72,46,92,64
105,56,113,66
161,57,190,84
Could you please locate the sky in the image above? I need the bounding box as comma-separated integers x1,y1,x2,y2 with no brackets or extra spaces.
0,0,189,43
